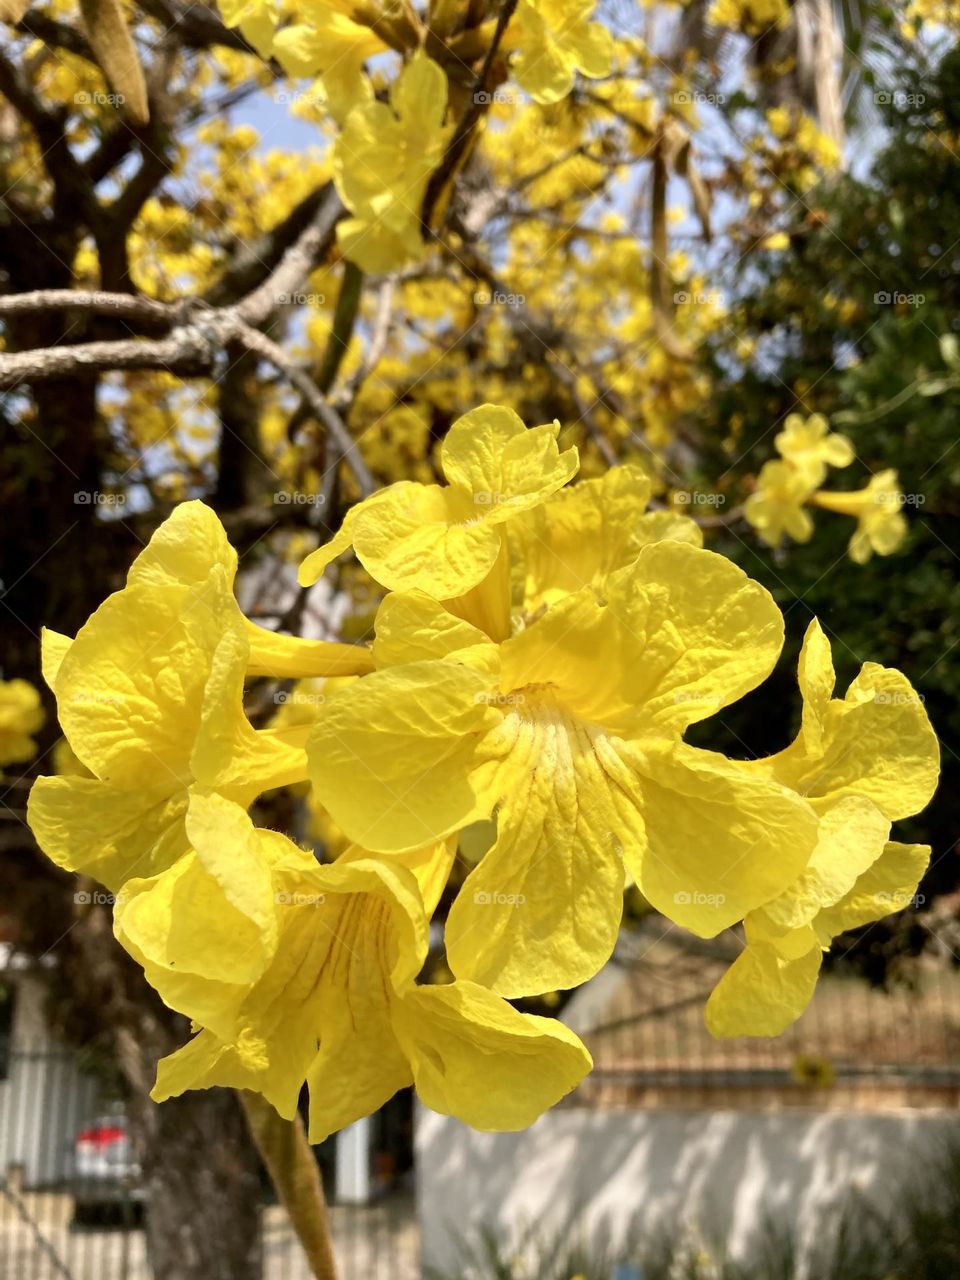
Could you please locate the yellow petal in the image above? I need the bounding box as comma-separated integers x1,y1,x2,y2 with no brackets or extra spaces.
445,703,626,995
41,628,73,690
439,405,578,520
395,981,591,1129
765,659,939,822
372,591,499,678
55,571,236,783
796,618,835,754
28,775,189,891
126,500,236,591
612,742,818,937
816,841,930,941
750,794,889,934
306,661,500,851
705,930,822,1037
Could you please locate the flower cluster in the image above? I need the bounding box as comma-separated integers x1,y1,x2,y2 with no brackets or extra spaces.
744,412,909,562
214,0,613,271
29,406,938,1137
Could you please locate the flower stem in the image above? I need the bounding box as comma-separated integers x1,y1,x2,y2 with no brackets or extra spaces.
240,1092,339,1280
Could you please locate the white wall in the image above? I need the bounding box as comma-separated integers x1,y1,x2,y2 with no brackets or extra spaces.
417,1105,958,1276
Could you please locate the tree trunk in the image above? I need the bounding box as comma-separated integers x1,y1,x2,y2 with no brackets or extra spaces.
132,1085,263,1280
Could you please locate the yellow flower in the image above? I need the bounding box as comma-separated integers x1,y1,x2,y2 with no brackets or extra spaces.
28,503,372,891
298,404,578,615
0,678,45,766
811,469,909,563
510,0,614,105
743,459,818,548
217,0,278,58
115,793,591,1141
708,0,790,32
706,620,938,1036
306,542,819,998
273,2,386,124
510,462,702,614
334,51,453,271
774,412,854,486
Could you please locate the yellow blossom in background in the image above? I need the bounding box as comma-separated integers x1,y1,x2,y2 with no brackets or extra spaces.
812,469,910,563
774,412,855,486
708,0,790,34
744,458,818,548
216,0,278,57
333,51,453,272
0,678,45,767
510,0,613,105
273,1,386,124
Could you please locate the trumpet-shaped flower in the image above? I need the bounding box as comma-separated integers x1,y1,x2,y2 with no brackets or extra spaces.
28,503,372,891
0,678,44,766
509,463,701,614
333,51,453,272
774,413,854,486
511,0,614,105
298,405,578,613
706,620,938,1035
273,2,386,125
744,458,818,548
115,793,591,1141
306,541,820,997
811,469,909,563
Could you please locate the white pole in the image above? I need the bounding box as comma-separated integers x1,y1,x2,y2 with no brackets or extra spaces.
335,1115,371,1205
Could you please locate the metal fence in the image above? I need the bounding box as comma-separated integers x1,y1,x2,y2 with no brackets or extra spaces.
0,1049,418,1280
571,922,960,1111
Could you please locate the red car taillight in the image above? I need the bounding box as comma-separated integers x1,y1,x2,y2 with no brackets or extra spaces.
76,1125,125,1150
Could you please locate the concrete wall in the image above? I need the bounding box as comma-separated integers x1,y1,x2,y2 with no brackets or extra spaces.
416,1105,959,1276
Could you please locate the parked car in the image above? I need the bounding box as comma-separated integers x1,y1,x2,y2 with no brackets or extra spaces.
72,1108,144,1226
